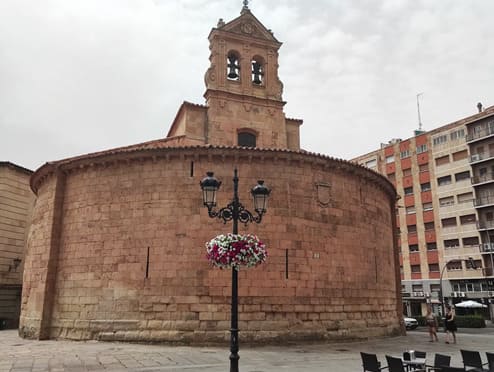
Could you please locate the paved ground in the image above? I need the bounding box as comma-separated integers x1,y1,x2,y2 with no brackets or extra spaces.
2,328,494,372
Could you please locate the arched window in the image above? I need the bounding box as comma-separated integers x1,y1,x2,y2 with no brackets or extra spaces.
227,52,240,81
238,132,256,147
251,57,264,85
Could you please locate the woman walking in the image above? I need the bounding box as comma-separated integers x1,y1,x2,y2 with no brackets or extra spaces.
444,305,457,344
425,306,438,342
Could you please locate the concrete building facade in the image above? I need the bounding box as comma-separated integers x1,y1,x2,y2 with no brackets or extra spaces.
353,105,494,317
0,162,34,329
19,5,403,342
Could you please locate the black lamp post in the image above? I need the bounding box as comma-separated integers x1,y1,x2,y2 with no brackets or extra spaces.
439,257,477,316
200,168,270,372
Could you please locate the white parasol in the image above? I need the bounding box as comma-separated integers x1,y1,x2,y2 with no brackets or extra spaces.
454,300,487,308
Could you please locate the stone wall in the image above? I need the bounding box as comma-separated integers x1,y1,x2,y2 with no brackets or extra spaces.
0,162,34,329
20,147,402,343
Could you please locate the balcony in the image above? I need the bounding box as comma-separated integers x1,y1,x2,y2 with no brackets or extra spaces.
466,125,494,143
474,195,494,208
477,220,494,230
472,173,494,186
470,152,494,164
480,242,494,253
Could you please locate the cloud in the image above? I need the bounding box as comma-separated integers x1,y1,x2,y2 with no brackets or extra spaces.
1,0,493,170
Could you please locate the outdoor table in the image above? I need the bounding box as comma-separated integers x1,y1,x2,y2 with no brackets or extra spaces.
401,357,426,371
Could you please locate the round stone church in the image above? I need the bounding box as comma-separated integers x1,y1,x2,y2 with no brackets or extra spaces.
20,4,403,343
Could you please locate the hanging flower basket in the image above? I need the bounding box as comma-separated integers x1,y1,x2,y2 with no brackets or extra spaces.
205,233,267,270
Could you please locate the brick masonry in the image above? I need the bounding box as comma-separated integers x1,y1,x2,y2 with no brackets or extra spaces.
19,147,403,343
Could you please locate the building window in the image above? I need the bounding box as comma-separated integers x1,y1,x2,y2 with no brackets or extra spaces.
437,175,452,186
424,221,435,230
452,149,468,161
435,155,450,166
388,173,396,182
427,242,437,251
404,186,413,195
411,265,421,273
251,57,264,85
446,260,462,270
423,202,433,211
466,259,482,270
430,284,440,293
462,237,479,247
227,51,240,81
237,132,257,147
442,217,457,227
444,239,460,248
403,168,412,176
419,164,429,173
406,206,416,214
365,159,377,168
457,192,474,204
460,214,476,225
416,144,428,154
408,224,417,234
409,244,419,252
439,196,454,206
412,284,423,292
433,135,448,146
400,149,411,159
420,182,431,192
386,155,395,163
455,171,470,182
450,129,465,141
428,264,440,272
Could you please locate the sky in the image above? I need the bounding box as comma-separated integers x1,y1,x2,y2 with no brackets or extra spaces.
1,0,493,171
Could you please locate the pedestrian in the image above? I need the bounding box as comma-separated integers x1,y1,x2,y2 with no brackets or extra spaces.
425,305,438,342
444,305,457,344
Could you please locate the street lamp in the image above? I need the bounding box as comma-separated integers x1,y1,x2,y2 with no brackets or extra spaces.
439,257,477,316
200,168,270,372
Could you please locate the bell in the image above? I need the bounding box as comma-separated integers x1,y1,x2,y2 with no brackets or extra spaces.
252,61,263,85
228,69,239,79
227,56,239,79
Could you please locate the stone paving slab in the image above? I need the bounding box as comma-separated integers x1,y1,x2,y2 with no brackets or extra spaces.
1,329,494,371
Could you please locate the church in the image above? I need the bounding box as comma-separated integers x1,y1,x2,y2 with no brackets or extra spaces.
20,3,403,343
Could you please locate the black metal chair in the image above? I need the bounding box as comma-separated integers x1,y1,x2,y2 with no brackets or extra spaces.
361,352,388,372
426,353,451,372
461,350,489,371
386,355,407,372
486,353,494,372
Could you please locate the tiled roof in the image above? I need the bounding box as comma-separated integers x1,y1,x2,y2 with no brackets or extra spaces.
30,142,395,197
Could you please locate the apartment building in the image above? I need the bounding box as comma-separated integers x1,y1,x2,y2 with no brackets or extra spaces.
353,104,494,317
0,162,34,329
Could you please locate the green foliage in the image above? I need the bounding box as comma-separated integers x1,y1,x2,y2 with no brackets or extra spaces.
454,315,486,328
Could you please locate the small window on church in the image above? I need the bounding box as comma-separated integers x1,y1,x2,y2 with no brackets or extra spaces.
251,57,264,85
238,132,256,147
227,52,240,81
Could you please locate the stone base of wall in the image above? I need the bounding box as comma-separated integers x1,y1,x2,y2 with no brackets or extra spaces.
21,318,404,344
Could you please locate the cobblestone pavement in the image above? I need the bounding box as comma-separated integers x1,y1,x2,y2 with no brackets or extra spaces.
2,329,494,371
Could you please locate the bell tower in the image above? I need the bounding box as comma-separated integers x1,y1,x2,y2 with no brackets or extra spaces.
202,3,301,149
166,2,302,150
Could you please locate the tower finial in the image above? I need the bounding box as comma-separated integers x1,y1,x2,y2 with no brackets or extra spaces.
243,0,249,10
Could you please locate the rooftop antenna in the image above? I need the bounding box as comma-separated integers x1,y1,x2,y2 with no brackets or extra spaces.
416,92,424,132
